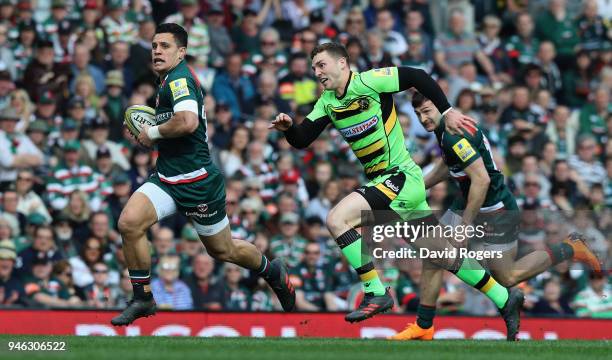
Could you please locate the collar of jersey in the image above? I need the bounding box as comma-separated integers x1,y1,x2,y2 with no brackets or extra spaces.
157,59,186,86
335,71,355,100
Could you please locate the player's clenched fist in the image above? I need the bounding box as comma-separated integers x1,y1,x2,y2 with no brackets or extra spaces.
269,113,293,131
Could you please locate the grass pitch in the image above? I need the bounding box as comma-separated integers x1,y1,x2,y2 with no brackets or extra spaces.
0,335,609,360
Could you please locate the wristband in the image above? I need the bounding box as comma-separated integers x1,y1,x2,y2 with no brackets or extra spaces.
441,107,453,117
147,126,162,140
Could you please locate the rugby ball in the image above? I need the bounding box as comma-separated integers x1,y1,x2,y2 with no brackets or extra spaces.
124,105,156,137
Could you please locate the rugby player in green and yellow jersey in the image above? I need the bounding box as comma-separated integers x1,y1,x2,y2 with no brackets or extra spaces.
389,91,602,341
111,24,295,326
270,43,524,339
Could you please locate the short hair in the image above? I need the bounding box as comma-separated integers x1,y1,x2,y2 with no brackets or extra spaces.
155,23,188,48
411,91,429,108
310,42,349,61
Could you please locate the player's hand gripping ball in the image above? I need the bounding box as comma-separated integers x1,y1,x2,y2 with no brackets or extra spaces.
124,105,156,138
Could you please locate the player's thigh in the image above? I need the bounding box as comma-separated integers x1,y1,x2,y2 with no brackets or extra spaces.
357,167,430,222
326,191,372,235
120,181,176,232
195,218,234,258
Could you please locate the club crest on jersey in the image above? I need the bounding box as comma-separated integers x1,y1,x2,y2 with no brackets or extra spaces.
358,98,369,111
452,138,476,162
197,203,208,213
338,116,378,139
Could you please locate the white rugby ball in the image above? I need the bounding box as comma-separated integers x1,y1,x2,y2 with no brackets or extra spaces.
124,105,156,137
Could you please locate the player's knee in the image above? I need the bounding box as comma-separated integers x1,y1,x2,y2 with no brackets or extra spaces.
118,209,147,239
326,208,347,235
494,273,516,288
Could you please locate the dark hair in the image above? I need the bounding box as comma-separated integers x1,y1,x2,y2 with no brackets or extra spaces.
310,42,349,61
155,23,188,48
411,91,429,108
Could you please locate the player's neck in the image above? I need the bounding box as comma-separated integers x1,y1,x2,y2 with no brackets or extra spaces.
334,70,352,98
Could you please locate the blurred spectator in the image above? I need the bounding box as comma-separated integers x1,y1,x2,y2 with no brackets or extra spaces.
23,255,81,308
510,154,551,198
151,254,193,310
375,8,407,59
534,41,562,97
499,85,543,138
254,71,291,115
243,28,287,77
185,253,223,310
535,0,580,64
46,140,104,211
573,271,612,318
364,29,394,69
434,9,497,82
0,23,16,80
129,16,156,85
16,224,62,277
69,236,106,288
52,259,85,303
0,107,43,190
12,20,36,82
403,9,434,63
84,261,120,308
571,208,608,258
578,86,609,148
530,277,574,316
237,141,280,204
505,12,539,73
230,9,260,55
516,172,555,210
219,125,249,178
562,50,597,108
177,224,203,276
0,70,14,110
70,43,105,95
545,105,578,158
305,180,340,223
401,33,434,74
569,135,607,188
282,0,310,31
151,227,176,274
82,117,129,171
550,159,589,211
59,190,91,243
270,212,306,268
212,54,255,120
127,147,152,193
164,0,210,68
220,262,250,311
10,89,35,133
0,239,25,306
290,242,337,311
279,52,317,108
106,173,131,229
100,0,137,45
22,40,69,102
207,5,233,69
15,169,51,223
576,0,610,52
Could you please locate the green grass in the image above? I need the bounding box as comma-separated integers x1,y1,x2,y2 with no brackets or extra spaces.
0,335,609,360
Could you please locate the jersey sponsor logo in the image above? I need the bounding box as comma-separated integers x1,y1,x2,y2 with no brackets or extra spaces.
155,112,173,123
170,78,189,100
384,179,400,193
452,138,476,162
372,67,392,77
338,116,378,139
358,98,369,111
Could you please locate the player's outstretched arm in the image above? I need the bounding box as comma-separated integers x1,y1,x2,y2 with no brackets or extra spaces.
138,111,198,147
396,67,477,136
424,159,449,189
462,158,490,225
270,112,330,149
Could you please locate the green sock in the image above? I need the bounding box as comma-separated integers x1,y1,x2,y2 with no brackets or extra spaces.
416,304,436,329
337,229,386,296
547,243,574,265
452,258,509,309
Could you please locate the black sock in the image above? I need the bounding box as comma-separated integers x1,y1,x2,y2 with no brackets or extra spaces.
129,269,152,301
257,255,279,282
416,304,436,329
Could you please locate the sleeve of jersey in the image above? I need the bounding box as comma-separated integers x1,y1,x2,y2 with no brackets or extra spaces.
359,67,401,93
168,76,199,115
397,67,451,114
284,98,331,149
445,134,481,169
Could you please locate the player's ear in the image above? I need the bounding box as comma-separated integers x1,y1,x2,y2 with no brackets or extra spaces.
178,46,187,60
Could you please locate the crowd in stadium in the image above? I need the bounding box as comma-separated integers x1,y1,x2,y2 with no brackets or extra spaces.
0,0,610,317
